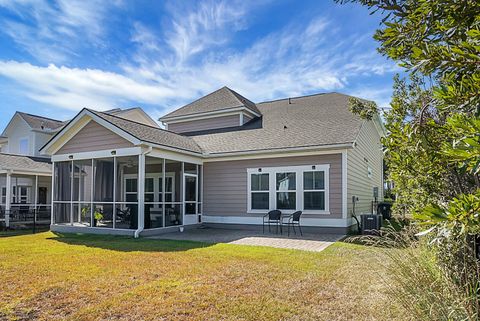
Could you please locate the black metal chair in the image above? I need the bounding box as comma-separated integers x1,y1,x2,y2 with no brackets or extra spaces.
263,210,282,234
282,211,303,236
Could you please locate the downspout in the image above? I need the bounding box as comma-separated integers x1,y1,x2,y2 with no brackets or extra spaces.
134,145,152,238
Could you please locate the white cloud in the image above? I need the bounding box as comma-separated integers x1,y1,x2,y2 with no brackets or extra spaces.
0,0,121,62
0,1,397,116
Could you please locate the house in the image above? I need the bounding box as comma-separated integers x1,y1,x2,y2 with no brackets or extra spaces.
0,108,158,227
37,86,385,236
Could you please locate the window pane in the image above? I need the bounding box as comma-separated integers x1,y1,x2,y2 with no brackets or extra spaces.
145,193,154,202
303,172,313,190
314,172,325,189
145,178,154,193
304,191,325,210
251,173,269,191
251,192,269,209
276,192,296,209
125,194,137,202
125,179,137,193
276,172,295,191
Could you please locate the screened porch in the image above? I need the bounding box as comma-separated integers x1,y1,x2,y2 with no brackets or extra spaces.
52,153,202,231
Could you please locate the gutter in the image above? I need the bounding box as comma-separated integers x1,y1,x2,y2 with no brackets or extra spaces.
134,146,153,238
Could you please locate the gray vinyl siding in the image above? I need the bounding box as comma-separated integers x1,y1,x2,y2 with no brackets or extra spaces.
57,120,133,154
203,153,343,219
167,114,240,133
347,120,383,216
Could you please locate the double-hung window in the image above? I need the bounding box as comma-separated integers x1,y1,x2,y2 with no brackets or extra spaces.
276,172,296,210
303,171,325,210
247,164,329,214
250,173,269,210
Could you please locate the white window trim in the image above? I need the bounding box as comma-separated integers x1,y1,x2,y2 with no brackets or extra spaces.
247,164,330,215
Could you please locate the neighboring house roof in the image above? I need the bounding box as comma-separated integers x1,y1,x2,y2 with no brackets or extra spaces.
0,153,51,173
105,107,160,128
191,93,365,155
160,86,261,120
17,112,65,130
87,110,203,154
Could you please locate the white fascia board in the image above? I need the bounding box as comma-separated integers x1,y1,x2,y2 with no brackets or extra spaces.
148,147,203,165
52,146,142,161
160,106,261,123
202,143,354,162
0,168,51,176
163,111,242,124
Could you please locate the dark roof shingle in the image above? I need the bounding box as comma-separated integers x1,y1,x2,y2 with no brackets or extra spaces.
0,153,51,173
89,110,203,154
161,86,261,119
191,93,365,155
17,112,65,130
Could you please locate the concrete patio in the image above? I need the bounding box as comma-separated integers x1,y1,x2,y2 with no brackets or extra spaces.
147,227,345,252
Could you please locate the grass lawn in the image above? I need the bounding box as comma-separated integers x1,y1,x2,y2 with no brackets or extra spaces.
0,232,406,321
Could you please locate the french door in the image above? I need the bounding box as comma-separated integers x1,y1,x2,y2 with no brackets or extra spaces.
183,173,198,225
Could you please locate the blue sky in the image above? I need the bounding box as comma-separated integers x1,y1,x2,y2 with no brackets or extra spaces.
0,0,399,130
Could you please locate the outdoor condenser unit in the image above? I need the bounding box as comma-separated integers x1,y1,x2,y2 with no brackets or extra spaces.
361,214,382,235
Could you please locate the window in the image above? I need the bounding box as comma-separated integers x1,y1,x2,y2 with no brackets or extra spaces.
19,138,29,155
276,172,296,210
247,165,329,214
250,173,269,210
303,171,325,210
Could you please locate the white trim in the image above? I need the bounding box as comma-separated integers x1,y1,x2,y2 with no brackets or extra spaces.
239,112,243,126
342,150,348,219
160,106,260,122
41,110,142,155
203,144,353,161
148,147,203,165
52,147,142,162
247,164,330,215
164,111,242,124
0,169,51,176
202,215,352,227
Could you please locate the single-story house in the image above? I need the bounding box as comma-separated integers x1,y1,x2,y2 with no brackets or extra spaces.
39,86,385,236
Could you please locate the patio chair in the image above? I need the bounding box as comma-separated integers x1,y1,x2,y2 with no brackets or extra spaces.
282,211,303,236
263,210,282,234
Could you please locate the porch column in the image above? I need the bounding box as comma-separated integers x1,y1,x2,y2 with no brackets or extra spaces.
5,172,11,227
137,153,145,231
51,162,55,225
34,175,38,223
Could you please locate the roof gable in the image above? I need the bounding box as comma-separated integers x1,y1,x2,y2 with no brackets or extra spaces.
160,86,261,120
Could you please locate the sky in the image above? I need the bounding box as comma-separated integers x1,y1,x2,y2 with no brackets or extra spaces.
0,0,400,130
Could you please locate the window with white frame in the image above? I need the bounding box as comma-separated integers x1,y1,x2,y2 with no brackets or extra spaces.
19,138,29,155
250,173,269,210
276,172,296,210
303,171,325,210
247,164,330,214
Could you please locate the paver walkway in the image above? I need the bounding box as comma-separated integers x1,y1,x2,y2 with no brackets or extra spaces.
148,227,344,252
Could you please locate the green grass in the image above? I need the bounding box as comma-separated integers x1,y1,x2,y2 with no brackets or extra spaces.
0,232,406,320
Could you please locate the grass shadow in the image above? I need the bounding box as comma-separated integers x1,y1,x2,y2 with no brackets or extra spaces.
48,232,214,253
0,227,50,238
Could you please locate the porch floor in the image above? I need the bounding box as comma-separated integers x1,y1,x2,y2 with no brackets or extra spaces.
147,227,344,252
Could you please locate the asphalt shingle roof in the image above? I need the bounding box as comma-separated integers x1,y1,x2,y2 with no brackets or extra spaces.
161,86,261,119
0,153,51,173
191,93,365,155
17,112,65,130
89,110,203,154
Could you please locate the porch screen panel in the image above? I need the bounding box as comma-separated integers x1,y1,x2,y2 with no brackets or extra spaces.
92,158,114,228
145,156,164,229
165,159,183,226
73,159,93,226
54,162,72,201
115,156,139,229
184,162,198,216
53,162,72,224
0,174,5,211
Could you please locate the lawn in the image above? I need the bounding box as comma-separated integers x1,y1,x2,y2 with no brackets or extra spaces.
0,232,406,321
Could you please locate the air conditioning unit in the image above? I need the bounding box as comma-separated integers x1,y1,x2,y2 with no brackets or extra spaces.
361,214,382,235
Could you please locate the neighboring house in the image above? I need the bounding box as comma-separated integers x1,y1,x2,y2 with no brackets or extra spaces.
0,108,158,227
39,86,385,237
